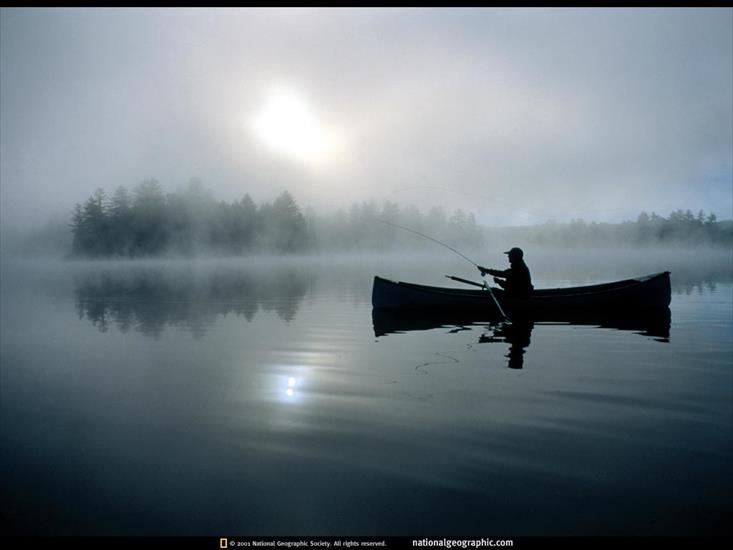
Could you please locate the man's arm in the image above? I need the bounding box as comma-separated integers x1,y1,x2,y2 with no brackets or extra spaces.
477,266,510,278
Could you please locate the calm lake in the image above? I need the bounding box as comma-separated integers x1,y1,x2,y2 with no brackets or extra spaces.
1,250,731,536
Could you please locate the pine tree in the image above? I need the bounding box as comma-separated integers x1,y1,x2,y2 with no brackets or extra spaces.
108,186,133,255
70,203,84,256
132,179,167,255
269,191,308,252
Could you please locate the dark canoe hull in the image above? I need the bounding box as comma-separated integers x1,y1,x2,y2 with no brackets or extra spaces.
372,271,671,313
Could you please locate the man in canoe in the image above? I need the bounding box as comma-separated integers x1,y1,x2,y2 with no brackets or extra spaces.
477,247,534,297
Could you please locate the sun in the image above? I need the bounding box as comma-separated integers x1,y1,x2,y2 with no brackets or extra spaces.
252,90,334,165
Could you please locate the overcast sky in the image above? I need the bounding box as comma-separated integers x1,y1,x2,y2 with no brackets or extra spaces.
1,7,731,232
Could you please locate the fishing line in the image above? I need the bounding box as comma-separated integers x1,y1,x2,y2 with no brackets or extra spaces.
377,219,479,267
378,218,511,322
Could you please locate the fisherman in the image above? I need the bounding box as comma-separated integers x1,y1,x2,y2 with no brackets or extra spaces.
477,247,533,297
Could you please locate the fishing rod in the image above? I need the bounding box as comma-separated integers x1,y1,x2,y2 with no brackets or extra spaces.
378,219,480,267
378,219,509,321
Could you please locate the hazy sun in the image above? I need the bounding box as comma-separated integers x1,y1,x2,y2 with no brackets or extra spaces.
252,90,334,164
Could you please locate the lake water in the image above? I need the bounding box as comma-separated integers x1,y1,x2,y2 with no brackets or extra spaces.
1,250,731,536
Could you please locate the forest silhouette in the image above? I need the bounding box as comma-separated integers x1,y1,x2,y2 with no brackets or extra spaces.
65,179,732,258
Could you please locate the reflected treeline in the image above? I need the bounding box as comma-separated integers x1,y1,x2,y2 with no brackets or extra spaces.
373,308,671,369
673,279,721,296
74,268,310,339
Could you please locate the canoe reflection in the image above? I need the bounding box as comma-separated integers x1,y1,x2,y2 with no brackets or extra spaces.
373,307,671,369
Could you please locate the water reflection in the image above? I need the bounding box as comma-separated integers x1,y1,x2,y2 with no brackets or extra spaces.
674,280,718,296
373,308,671,369
74,268,309,338
479,317,534,369
285,376,297,399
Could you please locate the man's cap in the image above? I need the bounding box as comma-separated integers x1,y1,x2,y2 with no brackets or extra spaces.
504,247,523,258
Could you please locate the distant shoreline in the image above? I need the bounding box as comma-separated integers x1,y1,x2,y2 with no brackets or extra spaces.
13,183,733,259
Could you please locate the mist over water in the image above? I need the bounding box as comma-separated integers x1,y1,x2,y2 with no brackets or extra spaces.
1,251,731,535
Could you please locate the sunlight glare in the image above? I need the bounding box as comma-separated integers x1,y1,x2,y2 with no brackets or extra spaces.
252,90,334,164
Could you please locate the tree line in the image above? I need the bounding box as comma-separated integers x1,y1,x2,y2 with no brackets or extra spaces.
69,179,484,257
65,179,731,257
496,210,731,247
306,201,484,252
70,179,311,257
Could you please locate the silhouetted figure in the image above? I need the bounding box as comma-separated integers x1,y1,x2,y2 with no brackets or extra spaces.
477,247,533,297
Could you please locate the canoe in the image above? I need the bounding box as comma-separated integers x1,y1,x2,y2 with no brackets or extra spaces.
372,271,671,313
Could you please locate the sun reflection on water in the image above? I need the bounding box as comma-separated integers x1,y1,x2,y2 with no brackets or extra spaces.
282,374,299,402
